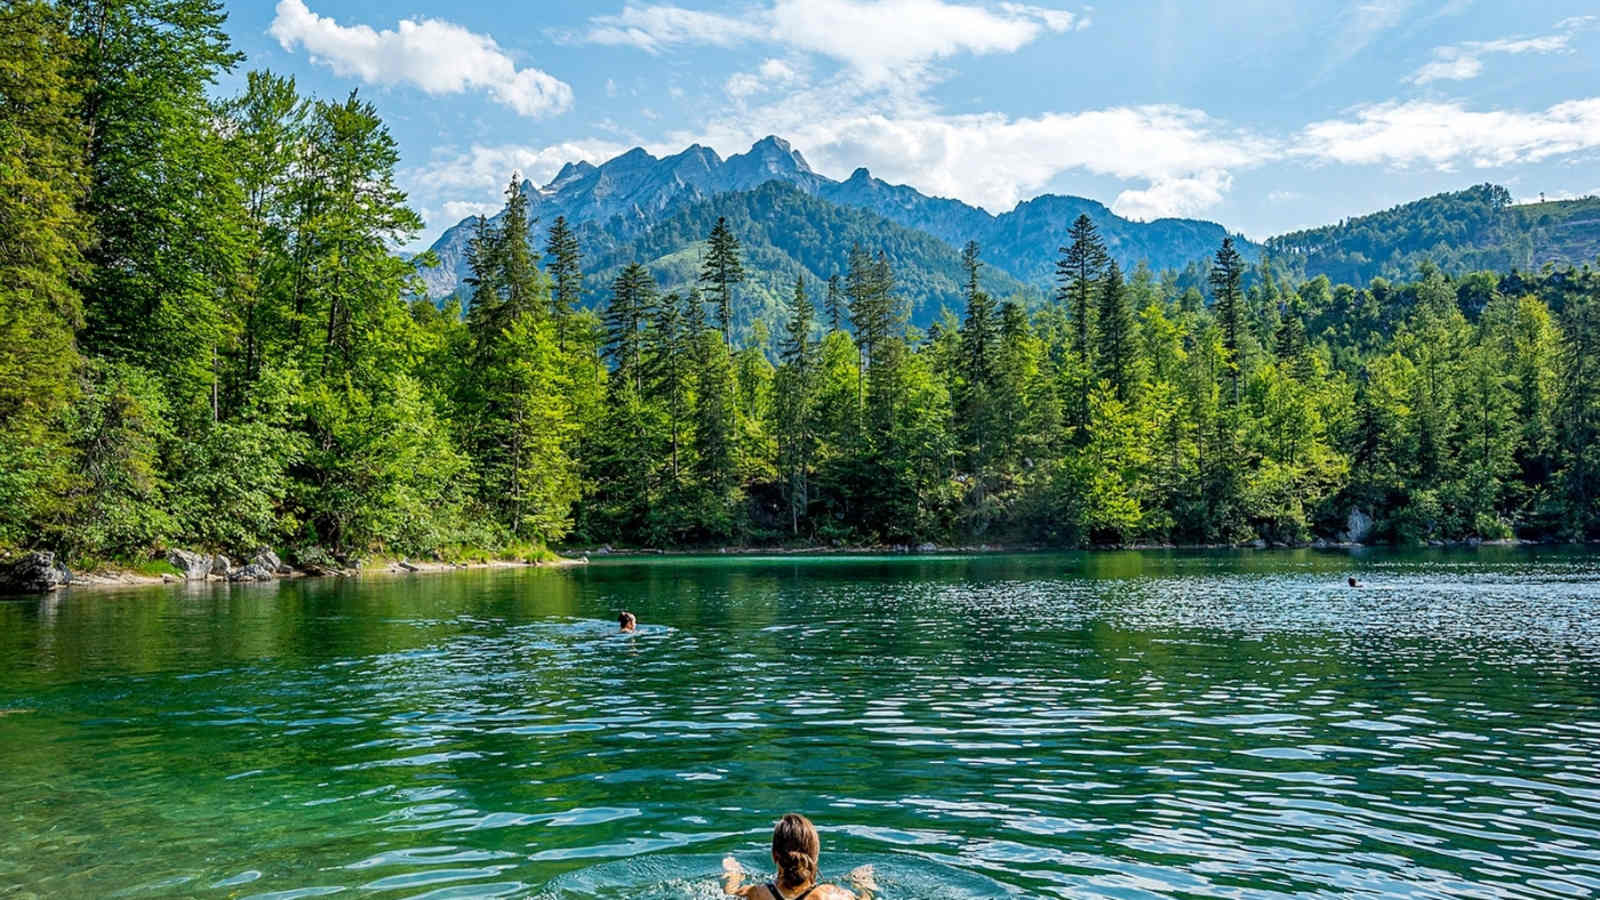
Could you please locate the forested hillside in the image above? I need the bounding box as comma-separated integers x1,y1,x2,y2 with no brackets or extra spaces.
4,0,1600,576
1268,184,1600,285
578,182,1040,347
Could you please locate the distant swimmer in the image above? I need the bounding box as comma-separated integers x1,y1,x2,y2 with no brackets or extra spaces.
618,611,637,633
1348,576,1363,588
723,813,875,899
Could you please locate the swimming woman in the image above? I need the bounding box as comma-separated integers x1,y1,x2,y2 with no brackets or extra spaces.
723,813,874,899
618,611,637,633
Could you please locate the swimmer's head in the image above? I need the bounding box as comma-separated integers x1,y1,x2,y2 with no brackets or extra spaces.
618,611,636,631
1348,576,1358,587
771,813,820,890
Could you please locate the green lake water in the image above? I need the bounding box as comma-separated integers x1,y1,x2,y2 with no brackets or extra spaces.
2,550,1599,898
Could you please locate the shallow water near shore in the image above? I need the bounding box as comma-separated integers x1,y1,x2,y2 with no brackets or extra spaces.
2,548,1599,898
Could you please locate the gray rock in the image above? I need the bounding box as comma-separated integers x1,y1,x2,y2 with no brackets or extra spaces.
1341,508,1375,544
166,549,211,580
210,555,231,577
1249,539,1268,550
398,558,420,572
2,552,72,592
251,549,283,572
229,563,274,582
917,542,938,553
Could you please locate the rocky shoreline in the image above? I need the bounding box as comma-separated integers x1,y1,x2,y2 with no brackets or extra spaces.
0,548,587,594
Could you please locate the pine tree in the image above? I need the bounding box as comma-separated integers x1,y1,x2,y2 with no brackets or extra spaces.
776,276,818,534
825,274,845,333
1095,260,1136,400
0,0,89,547
1057,214,1108,430
1209,237,1248,406
603,263,657,395
957,242,999,485
699,216,745,347
1058,215,1108,360
545,215,582,350
646,294,692,486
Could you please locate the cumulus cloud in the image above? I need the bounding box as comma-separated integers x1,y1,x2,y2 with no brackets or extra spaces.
412,140,630,200
1113,171,1234,221
726,59,803,99
585,0,1082,79
1297,98,1600,170
269,0,573,117
1408,17,1595,84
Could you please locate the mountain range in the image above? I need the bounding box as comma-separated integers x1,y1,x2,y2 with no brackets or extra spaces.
420,136,1251,317
419,137,1600,335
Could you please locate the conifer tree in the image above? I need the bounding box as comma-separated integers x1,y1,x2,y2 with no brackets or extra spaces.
699,216,745,347
825,274,846,333
777,277,818,534
1095,260,1136,400
0,0,89,545
603,263,657,395
1057,214,1108,430
545,215,582,349
1209,237,1248,406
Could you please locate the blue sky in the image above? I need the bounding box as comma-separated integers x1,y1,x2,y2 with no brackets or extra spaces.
221,1,1600,249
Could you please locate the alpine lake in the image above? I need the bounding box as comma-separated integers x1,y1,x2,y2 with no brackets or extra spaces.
2,548,1598,898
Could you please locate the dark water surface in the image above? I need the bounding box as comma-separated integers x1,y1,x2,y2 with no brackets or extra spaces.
2,550,1599,898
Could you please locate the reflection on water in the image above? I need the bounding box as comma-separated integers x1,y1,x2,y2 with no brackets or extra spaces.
1,549,1598,897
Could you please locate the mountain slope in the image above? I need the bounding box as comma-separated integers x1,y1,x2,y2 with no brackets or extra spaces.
1267,184,1600,284
581,181,1040,343
419,136,1255,303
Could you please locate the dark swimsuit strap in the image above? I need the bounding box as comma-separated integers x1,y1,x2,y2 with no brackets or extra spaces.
767,882,819,900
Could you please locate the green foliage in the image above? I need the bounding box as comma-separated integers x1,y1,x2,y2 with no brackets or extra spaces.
5,3,1599,561
0,1,88,549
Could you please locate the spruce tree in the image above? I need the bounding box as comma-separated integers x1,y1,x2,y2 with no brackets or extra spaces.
1057,214,1108,431
1095,260,1136,400
603,263,657,395
777,276,818,534
825,274,845,333
0,0,89,546
545,215,582,349
1209,237,1248,406
699,216,744,347
958,241,999,482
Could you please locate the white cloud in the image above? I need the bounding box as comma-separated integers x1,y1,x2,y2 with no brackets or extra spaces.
726,59,803,98
1298,98,1600,170
1113,171,1233,221
1408,17,1594,84
584,1,1082,80
413,141,630,195
269,0,572,118
584,4,764,52
672,84,1273,216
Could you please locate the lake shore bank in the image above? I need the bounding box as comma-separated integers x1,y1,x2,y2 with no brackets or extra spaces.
2,552,588,595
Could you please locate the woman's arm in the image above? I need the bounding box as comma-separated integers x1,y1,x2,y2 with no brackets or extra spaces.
847,864,876,900
722,857,752,897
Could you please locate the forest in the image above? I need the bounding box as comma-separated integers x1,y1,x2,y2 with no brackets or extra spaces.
3,0,1600,571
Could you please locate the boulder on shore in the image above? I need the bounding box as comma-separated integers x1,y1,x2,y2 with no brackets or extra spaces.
1341,508,1375,544
229,563,274,582
166,549,212,581
210,554,231,577
917,542,939,553
2,552,72,593
252,549,289,574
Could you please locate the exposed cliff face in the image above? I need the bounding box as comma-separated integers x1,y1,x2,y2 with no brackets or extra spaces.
418,135,1258,303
